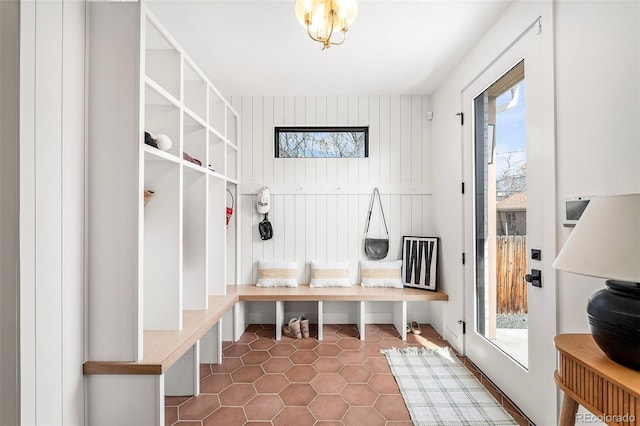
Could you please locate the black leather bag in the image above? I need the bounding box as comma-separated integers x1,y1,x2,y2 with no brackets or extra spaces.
259,214,273,240
364,238,389,260
363,188,389,260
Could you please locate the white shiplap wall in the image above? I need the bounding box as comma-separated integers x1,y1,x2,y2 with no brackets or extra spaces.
232,96,435,292
19,1,85,424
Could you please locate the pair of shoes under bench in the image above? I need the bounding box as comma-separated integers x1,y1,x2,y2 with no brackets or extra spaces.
283,316,310,338
407,321,422,335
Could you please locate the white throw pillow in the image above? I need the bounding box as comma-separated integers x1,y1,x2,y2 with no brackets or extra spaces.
309,261,351,288
256,260,298,287
360,260,403,288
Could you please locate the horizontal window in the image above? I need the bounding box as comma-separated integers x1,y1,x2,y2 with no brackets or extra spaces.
275,126,369,158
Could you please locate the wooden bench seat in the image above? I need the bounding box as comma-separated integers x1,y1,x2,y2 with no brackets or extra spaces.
83,294,237,375
233,284,448,302
83,284,448,376
83,284,448,426
232,284,448,342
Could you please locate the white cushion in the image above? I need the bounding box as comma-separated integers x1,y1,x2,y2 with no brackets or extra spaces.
309,261,351,288
256,260,298,287
359,260,403,288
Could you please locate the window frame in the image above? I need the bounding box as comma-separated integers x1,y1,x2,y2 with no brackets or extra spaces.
274,126,369,158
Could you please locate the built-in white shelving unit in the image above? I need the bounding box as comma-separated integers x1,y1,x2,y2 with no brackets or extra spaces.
86,3,239,424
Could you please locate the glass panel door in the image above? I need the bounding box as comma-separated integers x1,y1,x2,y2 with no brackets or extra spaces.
473,61,528,367
462,21,557,424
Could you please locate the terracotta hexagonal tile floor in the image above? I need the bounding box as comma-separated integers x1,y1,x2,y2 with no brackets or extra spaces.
200,373,232,394
177,394,220,420
314,343,342,357
338,365,372,383
253,374,289,394
230,365,264,383
340,383,378,406
240,350,270,365
313,357,344,373
165,323,532,426
262,357,293,374
336,338,364,351
289,350,319,365
273,406,315,426
311,373,347,394
210,357,242,374
243,394,284,421
343,406,386,426
202,406,245,425
368,373,400,394
218,383,256,406
337,350,367,365
309,394,349,421
268,342,296,357
279,383,317,406
285,365,318,383
249,338,276,351
374,394,412,421
222,344,251,357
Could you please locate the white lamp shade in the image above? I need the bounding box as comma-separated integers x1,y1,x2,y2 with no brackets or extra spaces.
553,193,640,283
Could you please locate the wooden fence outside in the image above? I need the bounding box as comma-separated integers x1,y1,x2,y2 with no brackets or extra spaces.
496,235,528,314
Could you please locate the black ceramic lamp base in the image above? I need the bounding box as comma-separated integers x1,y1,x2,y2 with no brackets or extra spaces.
587,280,640,371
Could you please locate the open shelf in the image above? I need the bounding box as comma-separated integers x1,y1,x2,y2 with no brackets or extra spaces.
183,168,208,310
143,156,181,331
183,112,207,167
183,59,207,122
226,107,238,145
208,177,227,296
226,183,237,286
145,84,181,158
86,4,240,424
144,17,180,102
209,88,226,136
226,145,238,181
145,77,180,108
208,129,225,175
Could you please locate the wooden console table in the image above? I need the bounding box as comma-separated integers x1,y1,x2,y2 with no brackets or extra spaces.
554,334,640,426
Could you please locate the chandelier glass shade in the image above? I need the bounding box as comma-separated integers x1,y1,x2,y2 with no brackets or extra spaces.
294,0,358,49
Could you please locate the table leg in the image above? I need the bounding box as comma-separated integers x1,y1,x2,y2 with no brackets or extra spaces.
558,393,579,426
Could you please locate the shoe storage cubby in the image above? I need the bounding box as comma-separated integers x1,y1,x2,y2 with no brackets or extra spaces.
86,4,240,422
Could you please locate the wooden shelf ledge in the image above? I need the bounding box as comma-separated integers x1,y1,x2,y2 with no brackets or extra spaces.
232,284,448,302
83,294,237,375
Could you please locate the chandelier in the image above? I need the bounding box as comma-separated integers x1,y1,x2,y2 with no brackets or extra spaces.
294,0,358,50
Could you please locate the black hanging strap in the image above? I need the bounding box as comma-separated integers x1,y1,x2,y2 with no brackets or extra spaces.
364,187,389,238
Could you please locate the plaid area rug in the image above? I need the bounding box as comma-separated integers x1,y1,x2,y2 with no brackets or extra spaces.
382,347,518,425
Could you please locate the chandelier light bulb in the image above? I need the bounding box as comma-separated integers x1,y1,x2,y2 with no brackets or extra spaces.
294,0,358,49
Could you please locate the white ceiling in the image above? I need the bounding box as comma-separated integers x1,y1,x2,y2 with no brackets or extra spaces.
145,0,513,96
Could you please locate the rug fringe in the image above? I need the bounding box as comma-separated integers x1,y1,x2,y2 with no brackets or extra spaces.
380,346,452,357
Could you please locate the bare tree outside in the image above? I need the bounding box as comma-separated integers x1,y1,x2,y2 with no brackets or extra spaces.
276,127,367,158
496,151,526,201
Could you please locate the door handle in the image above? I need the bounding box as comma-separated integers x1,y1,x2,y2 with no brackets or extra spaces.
525,269,542,288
